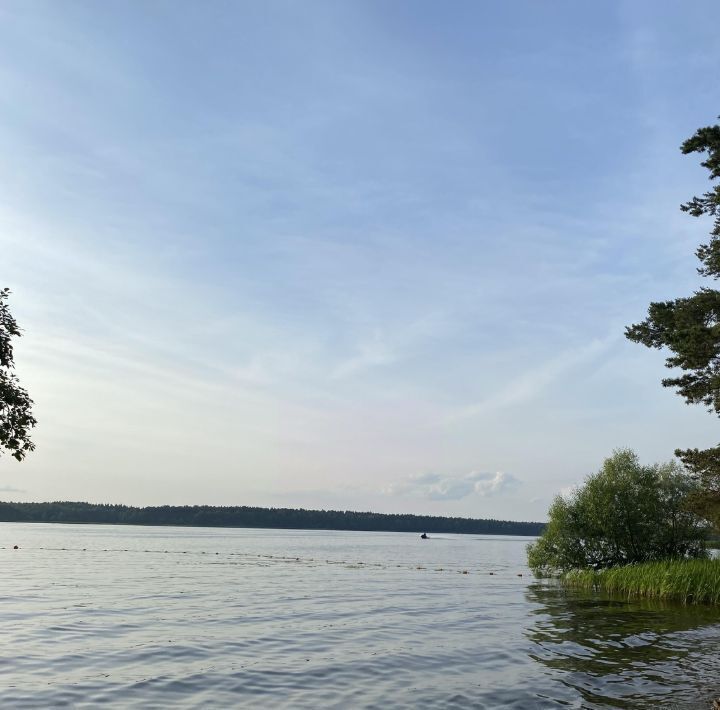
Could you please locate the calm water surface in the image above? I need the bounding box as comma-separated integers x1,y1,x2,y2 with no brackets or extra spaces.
2,524,719,708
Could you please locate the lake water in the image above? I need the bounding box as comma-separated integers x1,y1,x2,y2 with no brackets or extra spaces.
2,524,720,708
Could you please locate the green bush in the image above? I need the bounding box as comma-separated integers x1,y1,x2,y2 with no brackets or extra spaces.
528,449,709,575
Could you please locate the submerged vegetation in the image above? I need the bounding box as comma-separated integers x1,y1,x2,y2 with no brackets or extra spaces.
0,500,545,536
563,559,720,605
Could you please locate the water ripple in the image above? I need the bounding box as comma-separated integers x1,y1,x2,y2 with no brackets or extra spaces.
2,524,719,708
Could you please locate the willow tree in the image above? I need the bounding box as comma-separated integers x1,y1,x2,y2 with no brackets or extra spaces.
626,118,720,528
0,288,36,460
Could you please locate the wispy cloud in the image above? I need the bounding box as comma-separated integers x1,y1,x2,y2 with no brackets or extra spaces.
451,335,618,421
330,311,452,380
331,330,398,379
1,2,719,519
0,485,27,494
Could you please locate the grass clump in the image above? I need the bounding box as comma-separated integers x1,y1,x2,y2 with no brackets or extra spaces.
563,558,720,605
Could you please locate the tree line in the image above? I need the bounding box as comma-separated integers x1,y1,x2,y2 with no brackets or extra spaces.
0,500,544,536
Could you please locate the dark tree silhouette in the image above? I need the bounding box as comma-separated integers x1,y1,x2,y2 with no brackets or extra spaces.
0,500,545,535
0,288,36,461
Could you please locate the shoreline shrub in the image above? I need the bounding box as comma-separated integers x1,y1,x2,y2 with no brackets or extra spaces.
528,449,709,575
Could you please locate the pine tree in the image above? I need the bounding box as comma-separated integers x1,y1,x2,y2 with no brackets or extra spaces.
626,118,720,528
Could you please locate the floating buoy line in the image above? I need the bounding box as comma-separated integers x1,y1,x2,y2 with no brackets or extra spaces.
2,545,528,577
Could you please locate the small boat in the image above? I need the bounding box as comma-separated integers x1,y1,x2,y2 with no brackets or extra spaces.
420,533,428,539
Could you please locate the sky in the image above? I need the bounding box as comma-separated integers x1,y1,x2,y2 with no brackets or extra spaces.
1,1,720,521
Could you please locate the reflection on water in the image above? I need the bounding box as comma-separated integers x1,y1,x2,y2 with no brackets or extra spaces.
525,583,720,709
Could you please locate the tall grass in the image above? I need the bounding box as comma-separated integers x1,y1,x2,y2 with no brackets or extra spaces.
563,559,720,605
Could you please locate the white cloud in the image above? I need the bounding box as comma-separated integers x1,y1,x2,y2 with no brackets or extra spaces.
385,470,520,501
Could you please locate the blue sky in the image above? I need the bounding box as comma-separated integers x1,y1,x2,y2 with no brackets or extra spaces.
1,1,719,519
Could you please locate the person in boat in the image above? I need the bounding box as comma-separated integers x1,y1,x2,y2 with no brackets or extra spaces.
420,533,428,539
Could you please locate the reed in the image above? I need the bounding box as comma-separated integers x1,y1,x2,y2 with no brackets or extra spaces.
562,559,720,605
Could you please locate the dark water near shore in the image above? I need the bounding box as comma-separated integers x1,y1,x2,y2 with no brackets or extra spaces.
2,524,719,708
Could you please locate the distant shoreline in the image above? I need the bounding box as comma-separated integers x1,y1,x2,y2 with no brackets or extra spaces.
0,501,545,536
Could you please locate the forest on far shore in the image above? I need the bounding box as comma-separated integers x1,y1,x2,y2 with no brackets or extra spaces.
0,501,545,536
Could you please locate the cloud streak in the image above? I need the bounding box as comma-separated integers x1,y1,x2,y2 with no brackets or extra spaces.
451,335,618,421
0,485,27,494
1,2,719,519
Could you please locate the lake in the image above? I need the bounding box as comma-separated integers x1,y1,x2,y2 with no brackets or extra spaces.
2,524,720,708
